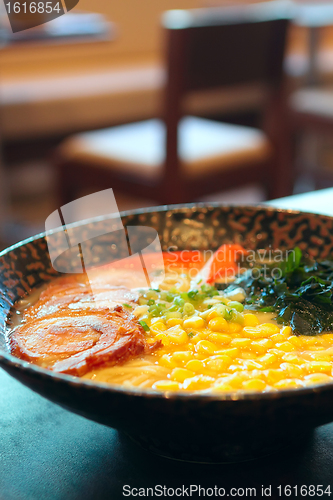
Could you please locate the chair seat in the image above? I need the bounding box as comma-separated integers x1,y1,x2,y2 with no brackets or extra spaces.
290,87,333,119
59,117,271,181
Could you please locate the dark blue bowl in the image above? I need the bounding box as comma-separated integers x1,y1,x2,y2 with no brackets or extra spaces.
1,204,333,463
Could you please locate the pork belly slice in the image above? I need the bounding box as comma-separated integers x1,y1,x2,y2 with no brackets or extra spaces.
10,305,159,376
23,275,139,321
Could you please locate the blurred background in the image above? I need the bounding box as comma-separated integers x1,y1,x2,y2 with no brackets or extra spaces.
1,0,333,248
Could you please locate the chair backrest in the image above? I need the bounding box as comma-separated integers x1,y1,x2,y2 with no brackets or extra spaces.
161,1,291,186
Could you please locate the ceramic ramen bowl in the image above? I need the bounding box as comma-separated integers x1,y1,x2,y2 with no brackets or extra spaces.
1,204,333,463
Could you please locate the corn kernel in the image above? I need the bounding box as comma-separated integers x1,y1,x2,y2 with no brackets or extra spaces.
171,367,196,383
274,378,303,389
305,361,332,374
230,338,251,348
195,340,217,355
150,321,167,333
185,359,205,372
243,314,260,327
208,333,231,345
183,316,205,330
182,375,214,390
281,353,302,364
280,362,304,378
266,369,285,384
288,336,303,347
165,325,188,344
153,380,180,391
158,354,177,369
166,318,183,327
321,334,333,342
206,310,219,322
271,333,289,343
243,359,262,370
155,333,170,345
151,317,166,326
171,351,193,364
242,379,266,391
205,356,231,372
208,317,229,332
275,342,296,352
308,352,331,362
258,353,277,367
258,323,280,335
228,323,242,334
304,373,333,386
212,382,234,392
280,326,292,336
298,336,317,346
243,327,267,339
249,339,273,354
216,347,239,358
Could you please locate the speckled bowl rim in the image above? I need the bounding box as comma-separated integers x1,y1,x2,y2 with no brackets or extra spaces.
0,202,332,403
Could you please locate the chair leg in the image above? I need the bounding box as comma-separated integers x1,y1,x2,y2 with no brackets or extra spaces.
56,161,78,207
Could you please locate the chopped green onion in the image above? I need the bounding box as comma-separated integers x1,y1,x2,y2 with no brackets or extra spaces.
228,301,244,313
230,309,244,325
139,320,150,332
187,331,194,338
174,297,185,307
147,299,155,306
123,303,132,309
183,302,195,316
188,290,199,300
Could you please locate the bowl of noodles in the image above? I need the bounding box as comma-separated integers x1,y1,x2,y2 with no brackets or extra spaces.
2,204,333,463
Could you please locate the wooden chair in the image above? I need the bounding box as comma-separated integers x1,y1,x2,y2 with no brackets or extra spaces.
56,2,292,206
290,87,333,188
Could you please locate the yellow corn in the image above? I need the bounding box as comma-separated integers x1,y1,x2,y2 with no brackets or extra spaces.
182,375,215,390
275,341,296,352
280,326,292,336
166,318,183,327
208,333,231,345
158,354,177,369
243,314,260,327
266,369,285,385
205,356,231,372
242,379,266,391
153,380,180,391
304,373,333,386
280,362,304,378
195,340,217,355
230,338,251,348
243,327,268,339
171,351,193,364
206,310,219,322
217,347,239,358
258,352,277,367
249,339,273,354
171,367,196,383
274,378,303,389
150,321,167,333
228,323,242,334
305,361,332,374
258,323,280,335
208,317,229,332
183,316,205,330
185,359,205,372
165,325,188,344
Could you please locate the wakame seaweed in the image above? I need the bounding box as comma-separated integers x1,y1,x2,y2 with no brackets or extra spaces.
231,248,333,336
